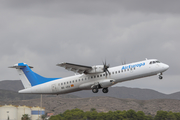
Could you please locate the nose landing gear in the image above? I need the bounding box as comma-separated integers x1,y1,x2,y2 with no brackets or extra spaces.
158,73,163,79
159,75,163,79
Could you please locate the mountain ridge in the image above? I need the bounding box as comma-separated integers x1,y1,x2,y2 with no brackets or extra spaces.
1,80,180,100
1,80,180,115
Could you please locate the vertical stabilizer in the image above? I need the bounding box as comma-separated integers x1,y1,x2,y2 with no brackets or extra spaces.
17,68,32,88
9,63,61,89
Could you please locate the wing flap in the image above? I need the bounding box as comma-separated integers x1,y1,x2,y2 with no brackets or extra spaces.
57,62,92,74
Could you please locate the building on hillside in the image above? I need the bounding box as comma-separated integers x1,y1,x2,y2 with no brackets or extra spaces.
0,104,45,120
45,113,54,120
31,106,45,120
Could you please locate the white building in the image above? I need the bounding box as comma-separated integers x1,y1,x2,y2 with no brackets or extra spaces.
17,105,31,120
0,105,45,120
0,105,17,120
31,106,45,120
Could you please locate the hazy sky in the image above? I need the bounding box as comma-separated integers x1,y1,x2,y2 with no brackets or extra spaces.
0,1,180,94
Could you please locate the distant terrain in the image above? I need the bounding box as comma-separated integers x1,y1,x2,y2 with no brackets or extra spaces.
1,80,180,115
1,96,180,115
1,80,180,100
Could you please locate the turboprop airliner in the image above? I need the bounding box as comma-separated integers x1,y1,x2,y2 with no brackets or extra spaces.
9,59,169,94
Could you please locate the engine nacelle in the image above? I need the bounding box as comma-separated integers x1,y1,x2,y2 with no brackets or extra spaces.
99,79,116,88
88,65,104,74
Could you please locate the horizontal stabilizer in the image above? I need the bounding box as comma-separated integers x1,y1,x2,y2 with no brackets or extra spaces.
9,63,33,69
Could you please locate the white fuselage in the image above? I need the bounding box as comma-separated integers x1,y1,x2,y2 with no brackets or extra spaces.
18,59,169,94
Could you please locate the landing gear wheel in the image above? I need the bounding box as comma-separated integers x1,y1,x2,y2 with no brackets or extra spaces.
159,76,163,79
92,88,98,93
102,88,109,93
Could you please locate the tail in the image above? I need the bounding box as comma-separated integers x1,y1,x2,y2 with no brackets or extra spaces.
9,63,60,89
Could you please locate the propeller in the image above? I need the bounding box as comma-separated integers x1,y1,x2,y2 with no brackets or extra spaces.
102,60,110,77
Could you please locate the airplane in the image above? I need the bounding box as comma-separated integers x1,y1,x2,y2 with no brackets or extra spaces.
9,59,169,94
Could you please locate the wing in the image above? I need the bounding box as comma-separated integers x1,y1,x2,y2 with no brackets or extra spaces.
57,62,92,74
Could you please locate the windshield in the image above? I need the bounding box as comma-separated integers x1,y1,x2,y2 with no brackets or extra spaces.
149,60,161,64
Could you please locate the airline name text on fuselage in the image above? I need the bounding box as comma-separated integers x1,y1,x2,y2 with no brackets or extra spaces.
121,62,145,70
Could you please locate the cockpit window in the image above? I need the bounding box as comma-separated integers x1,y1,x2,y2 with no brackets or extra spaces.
149,61,161,64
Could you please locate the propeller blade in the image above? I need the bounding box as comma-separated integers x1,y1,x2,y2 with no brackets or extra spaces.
102,60,110,77
107,69,110,74
105,71,107,77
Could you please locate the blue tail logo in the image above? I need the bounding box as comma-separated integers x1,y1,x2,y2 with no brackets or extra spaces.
18,63,61,86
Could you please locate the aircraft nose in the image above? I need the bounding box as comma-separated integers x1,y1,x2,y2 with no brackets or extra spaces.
164,64,169,70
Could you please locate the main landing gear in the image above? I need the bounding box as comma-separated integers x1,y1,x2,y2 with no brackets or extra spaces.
91,83,100,93
92,87,109,93
102,88,108,93
92,88,99,93
91,83,109,93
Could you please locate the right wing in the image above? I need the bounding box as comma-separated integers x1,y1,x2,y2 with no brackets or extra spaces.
57,62,92,74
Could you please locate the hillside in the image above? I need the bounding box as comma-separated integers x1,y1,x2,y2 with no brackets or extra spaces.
71,87,168,100
0,89,39,101
1,80,180,116
1,80,180,100
0,80,24,91
1,96,180,115
0,89,79,101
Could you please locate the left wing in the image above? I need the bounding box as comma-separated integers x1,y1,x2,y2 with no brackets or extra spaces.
57,62,92,74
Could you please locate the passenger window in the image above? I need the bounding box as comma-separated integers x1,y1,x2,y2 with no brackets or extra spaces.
61,83,63,85
100,74,102,77
118,71,120,73
112,72,114,74
134,67,136,70
94,76,96,78
97,75,99,77
70,81,71,83
121,70,123,72
76,80,77,82
103,74,105,76
79,79,80,81
85,78,86,80
73,80,74,83
115,71,117,74
127,69,129,71
64,82,66,85
124,69,126,72
67,82,68,84
91,76,93,79
82,78,83,81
